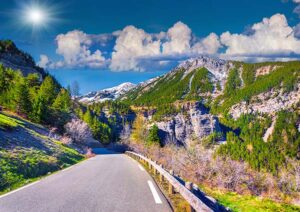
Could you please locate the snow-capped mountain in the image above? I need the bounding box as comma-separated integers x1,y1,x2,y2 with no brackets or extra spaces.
78,82,136,104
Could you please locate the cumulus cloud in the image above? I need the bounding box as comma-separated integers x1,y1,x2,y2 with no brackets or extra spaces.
220,14,300,59
38,54,50,68
110,22,221,71
162,22,192,54
54,30,106,68
110,25,161,71
41,13,300,71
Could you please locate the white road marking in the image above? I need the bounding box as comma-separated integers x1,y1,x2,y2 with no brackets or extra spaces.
147,181,162,204
62,166,73,172
138,164,145,171
0,180,40,199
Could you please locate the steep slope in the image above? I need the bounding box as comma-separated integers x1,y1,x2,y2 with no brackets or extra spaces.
0,111,83,193
0,40,46,78
122,56,299,148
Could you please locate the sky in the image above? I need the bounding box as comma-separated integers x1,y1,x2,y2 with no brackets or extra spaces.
0,0,300,94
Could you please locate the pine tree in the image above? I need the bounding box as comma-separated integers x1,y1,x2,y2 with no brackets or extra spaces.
83,110,93,126
52,89,71,112
38,76,59,105
146,124,161,146
14,80,32,116
32,94,47,122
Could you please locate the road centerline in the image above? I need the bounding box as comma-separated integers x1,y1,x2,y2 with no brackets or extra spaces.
147,181,162,204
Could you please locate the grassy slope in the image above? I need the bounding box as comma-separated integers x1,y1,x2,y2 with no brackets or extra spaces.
0,112,84,194
201,186,300,212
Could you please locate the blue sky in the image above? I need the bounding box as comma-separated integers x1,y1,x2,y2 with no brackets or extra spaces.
0,0,299,94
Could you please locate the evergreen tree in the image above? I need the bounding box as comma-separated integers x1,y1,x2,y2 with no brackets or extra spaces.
146,124,161,146
32,95,47,122
83,110,93,126
14,80,32,116
52,89,71,112
38,76,59,105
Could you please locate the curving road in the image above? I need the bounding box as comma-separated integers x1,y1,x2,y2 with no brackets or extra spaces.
0,149,172,212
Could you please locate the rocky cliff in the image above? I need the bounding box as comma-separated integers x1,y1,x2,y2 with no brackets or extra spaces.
153,102,221,146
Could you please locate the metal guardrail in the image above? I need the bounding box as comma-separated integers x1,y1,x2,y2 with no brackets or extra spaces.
126,151,213,212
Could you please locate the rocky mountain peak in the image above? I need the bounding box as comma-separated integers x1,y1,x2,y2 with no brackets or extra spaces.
177,55,233,81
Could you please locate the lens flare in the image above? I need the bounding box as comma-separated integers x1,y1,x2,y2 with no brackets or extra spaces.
27,8,45,25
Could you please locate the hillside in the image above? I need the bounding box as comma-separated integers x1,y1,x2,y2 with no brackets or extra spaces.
0,111,83,193
0,40,46,78
0,41,94,194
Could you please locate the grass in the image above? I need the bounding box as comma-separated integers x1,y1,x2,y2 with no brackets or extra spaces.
0,113,23,130
0,112,85,194
201,186,300,212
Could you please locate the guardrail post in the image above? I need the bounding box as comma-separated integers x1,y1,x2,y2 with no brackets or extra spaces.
185,182,196,212
159,164,164,182
168,170,175,195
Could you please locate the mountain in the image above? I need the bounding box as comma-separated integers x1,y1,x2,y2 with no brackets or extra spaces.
0,40,46,78
78,82,136,104
120,56,299,149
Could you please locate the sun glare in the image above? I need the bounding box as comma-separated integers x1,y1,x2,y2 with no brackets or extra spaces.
15,1,62,31
27,8,45,25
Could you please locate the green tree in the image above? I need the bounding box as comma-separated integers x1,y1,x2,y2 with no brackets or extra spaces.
83,110,93,126
38,76,59,105
14,80,32,116
146,124,161,146
52,89,71,112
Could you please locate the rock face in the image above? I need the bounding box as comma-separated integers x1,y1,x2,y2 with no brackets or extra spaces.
0,41,46,78
177,56,233,83
230,82,300,119
78,82,136,103
153,102,221,146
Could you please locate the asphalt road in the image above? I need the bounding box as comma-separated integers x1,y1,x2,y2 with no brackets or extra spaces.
0,149,172,212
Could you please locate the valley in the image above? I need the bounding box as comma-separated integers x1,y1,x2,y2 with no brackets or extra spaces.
0,40,299,211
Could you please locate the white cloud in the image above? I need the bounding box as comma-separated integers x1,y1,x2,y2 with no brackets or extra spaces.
110,25,161,71
38,54,50,68
55,30,106,68
220,14,300,59
110,22,221,71
43,13,300,71
293,0,300,3
162,22,192,54
192,33,221,54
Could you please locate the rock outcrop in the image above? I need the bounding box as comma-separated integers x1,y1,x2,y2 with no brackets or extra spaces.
230,82,300,119
152,102,221,146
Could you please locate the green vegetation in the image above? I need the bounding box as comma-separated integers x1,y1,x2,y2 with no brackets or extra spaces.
0,113,84,193
0,65,72,132
128,67,214,106
212,62,300,114
0,147,83,193
125,67,214,121
0,113,22,130
224,68,242,96
75,106,113,144
202,187,300,212
218,111,299,174
89,100,132,115
146,124,162,146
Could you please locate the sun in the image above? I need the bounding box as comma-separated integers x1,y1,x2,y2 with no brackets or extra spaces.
27,8,45,25
16,1,62,30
